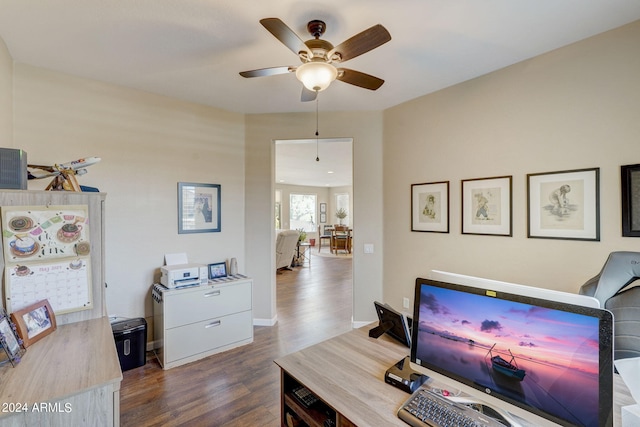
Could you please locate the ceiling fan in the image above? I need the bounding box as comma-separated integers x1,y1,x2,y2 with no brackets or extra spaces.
240,18,391,101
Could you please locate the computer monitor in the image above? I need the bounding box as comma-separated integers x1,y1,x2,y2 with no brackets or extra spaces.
370,301,412,347
410,275,614,427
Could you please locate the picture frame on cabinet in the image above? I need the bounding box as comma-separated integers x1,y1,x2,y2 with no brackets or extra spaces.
10,299,56,349
411,181,449,233
461,176,512,236
621,163,640,237
208,262,227,279
178,182,221,234
527,167,600,241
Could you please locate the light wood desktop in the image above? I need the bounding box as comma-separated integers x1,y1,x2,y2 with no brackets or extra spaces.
0,317,122,426
275,325,634,427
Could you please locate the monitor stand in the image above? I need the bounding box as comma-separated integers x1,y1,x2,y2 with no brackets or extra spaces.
384,356,428,393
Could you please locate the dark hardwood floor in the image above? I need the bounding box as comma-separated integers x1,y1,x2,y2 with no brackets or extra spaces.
120,250,353,427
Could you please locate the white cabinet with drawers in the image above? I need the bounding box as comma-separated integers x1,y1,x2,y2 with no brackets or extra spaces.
152,277,253,369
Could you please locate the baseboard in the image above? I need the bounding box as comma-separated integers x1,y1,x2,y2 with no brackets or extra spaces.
353,320,374,329
253,315,278,326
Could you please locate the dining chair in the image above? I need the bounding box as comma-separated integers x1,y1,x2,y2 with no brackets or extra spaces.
318,225,332,252
331,225,351,254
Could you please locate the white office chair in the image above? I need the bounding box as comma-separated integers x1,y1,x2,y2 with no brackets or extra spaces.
579,251,640,360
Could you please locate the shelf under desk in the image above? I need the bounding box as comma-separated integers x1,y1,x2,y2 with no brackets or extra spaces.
275,325,634,427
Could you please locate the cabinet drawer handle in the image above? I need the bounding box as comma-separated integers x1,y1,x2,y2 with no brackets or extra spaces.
205,320,221,329
204,290,221,297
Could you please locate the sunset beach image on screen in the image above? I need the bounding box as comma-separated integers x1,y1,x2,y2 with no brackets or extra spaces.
414,283,602,427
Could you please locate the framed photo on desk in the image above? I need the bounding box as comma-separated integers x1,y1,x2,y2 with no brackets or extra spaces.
10,299,56,348
0,307,24,366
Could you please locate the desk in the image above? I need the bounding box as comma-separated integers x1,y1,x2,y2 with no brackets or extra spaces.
275,326,633,427
0,317,122,426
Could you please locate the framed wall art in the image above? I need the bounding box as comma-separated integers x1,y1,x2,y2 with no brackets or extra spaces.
10,299,57,348
621,164,640,237
178,182,221,234
411,181,449,233
319,202,327,223
461,176,512,236
527,168,600,241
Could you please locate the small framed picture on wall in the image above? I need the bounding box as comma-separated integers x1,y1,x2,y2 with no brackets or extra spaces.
461,176,512,236
411,181,449,233
527,167,599,241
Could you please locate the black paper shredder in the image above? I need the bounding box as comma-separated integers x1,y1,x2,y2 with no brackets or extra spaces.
111,318,147,371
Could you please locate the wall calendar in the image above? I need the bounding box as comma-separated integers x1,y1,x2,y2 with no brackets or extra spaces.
1,205,92,314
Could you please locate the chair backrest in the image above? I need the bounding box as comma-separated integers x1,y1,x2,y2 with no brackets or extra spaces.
275,230,300,270
334,225,348,232
319,225,331,237
579,251,640,360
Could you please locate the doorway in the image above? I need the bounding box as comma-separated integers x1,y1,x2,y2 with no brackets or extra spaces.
274,137,354,316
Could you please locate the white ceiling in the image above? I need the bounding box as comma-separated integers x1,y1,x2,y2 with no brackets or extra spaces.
1,1,639,186
1,0,639,116
276,138,353,187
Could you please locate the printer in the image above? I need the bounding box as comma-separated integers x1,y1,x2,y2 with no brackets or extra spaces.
160,263,208,289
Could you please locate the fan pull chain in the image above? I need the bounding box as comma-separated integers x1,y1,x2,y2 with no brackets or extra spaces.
315,94,320,162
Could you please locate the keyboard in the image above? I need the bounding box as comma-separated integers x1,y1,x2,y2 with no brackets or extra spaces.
397,388,507,427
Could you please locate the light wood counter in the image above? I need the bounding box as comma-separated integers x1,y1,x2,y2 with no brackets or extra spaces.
275,325,633,427
0,317,122,426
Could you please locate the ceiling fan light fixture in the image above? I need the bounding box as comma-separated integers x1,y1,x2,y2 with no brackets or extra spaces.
295,61,337,92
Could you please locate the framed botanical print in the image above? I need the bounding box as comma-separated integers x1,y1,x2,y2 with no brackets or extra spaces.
527,168,600,241
411,181,449,233
461,176,512,236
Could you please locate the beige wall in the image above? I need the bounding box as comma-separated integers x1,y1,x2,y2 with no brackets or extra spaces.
12,64,245,329
0,37,12,146
2,19,638,332
245,112,384,324
382,21,640,311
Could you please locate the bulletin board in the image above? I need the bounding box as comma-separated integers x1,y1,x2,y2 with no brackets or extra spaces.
1,205,93,314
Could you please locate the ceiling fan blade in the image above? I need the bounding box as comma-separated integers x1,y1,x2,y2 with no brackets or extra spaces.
329,24,391,62
301,87,317,102
336,68,385,90
239,66,292,78
260,18,312,57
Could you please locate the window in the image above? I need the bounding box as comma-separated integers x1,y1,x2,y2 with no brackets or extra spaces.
335,193,349,226
290,194,317,232
275,190,282,230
